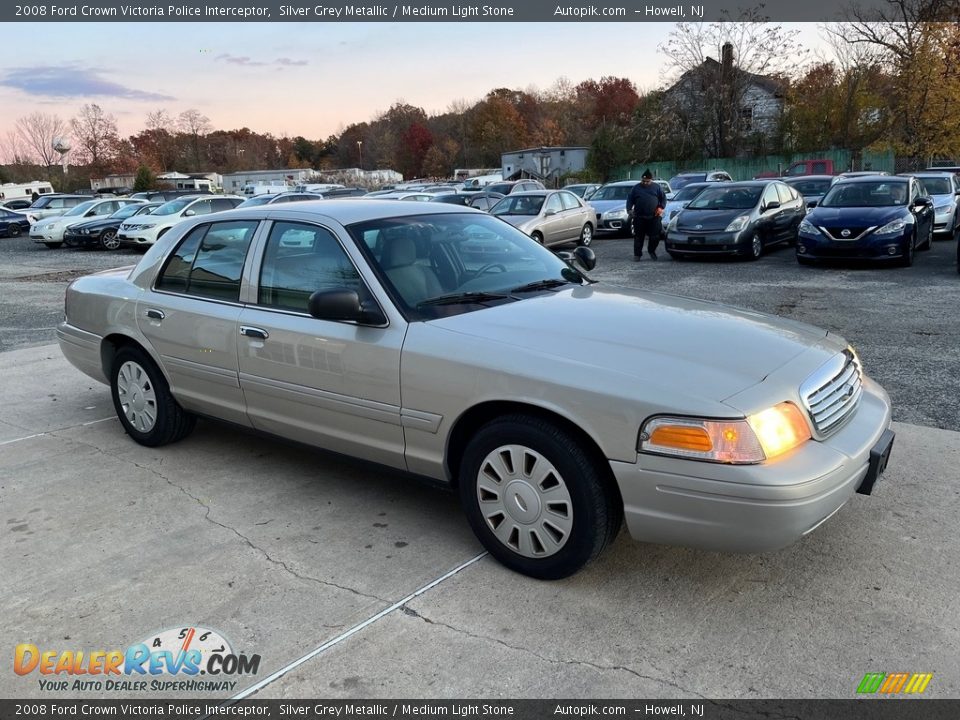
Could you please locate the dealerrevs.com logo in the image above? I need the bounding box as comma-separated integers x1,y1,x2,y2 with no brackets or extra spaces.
15,626,261,693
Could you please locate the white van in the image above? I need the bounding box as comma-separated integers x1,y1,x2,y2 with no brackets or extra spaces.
293,183,345,194
242,181,291,196
459,173,503,191
0,180,55,202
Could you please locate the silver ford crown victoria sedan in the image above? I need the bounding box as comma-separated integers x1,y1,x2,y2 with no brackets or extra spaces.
57,200,894,579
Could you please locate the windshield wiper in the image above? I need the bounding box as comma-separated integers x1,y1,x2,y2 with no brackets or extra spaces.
418,291,510,308
509,278,573,293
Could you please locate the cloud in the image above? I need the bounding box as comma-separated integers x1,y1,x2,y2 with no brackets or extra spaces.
0,65,173,101
216,53,307,68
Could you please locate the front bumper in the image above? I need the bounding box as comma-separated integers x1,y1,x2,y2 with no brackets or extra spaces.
610,379,893,553
796,229,907,260
64,230,105,247
30,228,64,243
666,229,750,255
118,228,159,246
933,210,956,234
596,211,629,232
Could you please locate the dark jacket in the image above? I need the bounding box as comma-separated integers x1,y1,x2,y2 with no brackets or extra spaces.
626,183,666,219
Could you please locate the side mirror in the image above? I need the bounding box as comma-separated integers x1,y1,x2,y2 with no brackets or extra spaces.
544,209,558,216
184,209,195,216
913,197,933,209
807,200,818,208
556,246,597,271
308,289,386,325
765,200,781,211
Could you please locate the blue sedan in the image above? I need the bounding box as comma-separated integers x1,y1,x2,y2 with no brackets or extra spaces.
0,208,31,238
796,175,934,267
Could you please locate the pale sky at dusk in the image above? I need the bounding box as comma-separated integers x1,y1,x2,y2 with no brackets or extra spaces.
1,22,831,147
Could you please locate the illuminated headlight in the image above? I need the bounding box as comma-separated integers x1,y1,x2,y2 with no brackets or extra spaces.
798,219,820,236
639,403,811,464
874,219,907,236
725,215,750,232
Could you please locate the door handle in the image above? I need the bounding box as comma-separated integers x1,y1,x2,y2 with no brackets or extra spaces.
144,309,165,320
240,326,269,340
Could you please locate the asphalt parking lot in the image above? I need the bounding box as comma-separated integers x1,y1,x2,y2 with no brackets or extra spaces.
2,232,959,701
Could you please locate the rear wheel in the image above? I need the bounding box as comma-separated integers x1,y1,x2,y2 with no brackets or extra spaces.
110,346,196,447
458,414,620,579
531,231,544,245
7,224,20,238
577,223,593,247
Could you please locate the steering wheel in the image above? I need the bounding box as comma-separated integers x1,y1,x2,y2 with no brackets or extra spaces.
475,263,507,276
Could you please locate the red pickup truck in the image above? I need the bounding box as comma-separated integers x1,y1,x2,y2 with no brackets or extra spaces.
755,159,836,178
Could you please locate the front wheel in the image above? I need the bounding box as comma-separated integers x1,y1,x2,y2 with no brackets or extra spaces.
7,224,21,238
110,346,196,447
578,223,593,247
919,222,933,251
747,233,763,261
458,414,621,579
899,232,915,267
100,229,121,251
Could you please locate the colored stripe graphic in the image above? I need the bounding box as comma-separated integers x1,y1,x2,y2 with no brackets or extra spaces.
857,672,932,694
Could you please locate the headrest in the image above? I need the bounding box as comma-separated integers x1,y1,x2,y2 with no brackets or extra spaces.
383,236,417,269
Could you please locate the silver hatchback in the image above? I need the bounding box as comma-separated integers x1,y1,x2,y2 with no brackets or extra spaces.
490,190,595,247
57,200,894,579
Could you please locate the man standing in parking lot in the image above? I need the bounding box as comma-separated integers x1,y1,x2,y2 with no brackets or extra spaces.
627,169,666,260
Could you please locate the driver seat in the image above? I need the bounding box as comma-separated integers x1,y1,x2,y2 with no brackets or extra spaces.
381,235,443,307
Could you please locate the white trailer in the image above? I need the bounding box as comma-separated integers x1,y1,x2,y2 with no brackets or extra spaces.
0,180,55,201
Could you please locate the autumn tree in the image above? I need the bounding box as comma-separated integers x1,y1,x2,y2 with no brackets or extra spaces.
576,77,641,131
828,7,960,159
178,109,211,170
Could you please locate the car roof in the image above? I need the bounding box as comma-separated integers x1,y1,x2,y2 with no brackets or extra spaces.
784,175,834,181
835,174,907,183
219,198,482,224
708,180,772,188
900,171,954,178
600,180,641,187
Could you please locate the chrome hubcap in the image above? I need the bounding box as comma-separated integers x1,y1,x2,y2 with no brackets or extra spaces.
117,361,158,433
752,236,761,256
102,231,119,250
476,444,573,558
581,226,592,245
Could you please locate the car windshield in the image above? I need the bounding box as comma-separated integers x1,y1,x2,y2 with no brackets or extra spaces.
672,185,708,202
687,186,762,210
348,212,583,319
490,195,545,216
485,183,514,195
152,198,192,215
590,185,634,201
820,181,909,208
787,179,831,196
62,200,98,217
669,174,707,190
919,178,952,195
110,204,144,219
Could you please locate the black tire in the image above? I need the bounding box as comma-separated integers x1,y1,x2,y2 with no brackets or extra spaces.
43,242,62,249
746,233,762,261
458,414,621,580
531,231,544,245
7,224,21,238
577,223,594,247
899,231,915,267
623,217,635,238
110,346,196,447
100,229,120,251
919,222,933,251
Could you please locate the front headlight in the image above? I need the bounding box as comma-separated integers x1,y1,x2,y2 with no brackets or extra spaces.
874,218,907,236
607,209,627,219
798,219,819,235
639,403,811,464
934,200,955,212
725,215,750,232
137,224,156,230
666,215,679,232
78,228,89,234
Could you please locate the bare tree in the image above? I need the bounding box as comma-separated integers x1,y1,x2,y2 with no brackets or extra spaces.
1,130,31,165
145,109,173,131
14,113,68,169
660,17,807,157
178,109,212,170
71,104,120,171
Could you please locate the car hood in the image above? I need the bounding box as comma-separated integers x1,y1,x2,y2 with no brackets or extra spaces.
589,199,626,213
69,217,121,232
431,284,841,404
808,206,905,226
676,208,750,231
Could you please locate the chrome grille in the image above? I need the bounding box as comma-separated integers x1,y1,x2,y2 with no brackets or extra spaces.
800,350,863,435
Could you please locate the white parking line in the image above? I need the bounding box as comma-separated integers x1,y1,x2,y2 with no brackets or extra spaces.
231,551,489,701
0,417,115,446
